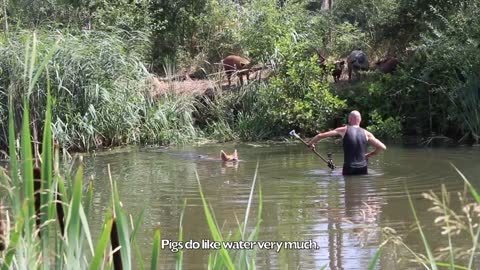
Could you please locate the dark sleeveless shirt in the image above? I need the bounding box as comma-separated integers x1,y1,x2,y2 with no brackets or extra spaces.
343,125,368,169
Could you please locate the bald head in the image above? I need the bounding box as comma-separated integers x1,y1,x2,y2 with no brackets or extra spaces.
348,110,362,125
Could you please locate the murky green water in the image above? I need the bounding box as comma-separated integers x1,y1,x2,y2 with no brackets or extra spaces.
84,142,480,269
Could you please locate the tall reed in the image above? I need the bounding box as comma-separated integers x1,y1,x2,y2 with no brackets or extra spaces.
0,32,154,270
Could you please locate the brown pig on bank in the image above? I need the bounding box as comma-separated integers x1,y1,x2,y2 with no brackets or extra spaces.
222,55,251,86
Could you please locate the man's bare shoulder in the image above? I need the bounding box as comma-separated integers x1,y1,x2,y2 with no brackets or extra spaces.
335,126,347,132
334,126,347,136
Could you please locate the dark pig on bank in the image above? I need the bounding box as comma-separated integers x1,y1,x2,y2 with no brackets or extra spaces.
333,61,345,82
347,50,369,81
222,55,251,86
315,52,345,83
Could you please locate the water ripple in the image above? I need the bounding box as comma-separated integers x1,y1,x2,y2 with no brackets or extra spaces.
84,143,480,269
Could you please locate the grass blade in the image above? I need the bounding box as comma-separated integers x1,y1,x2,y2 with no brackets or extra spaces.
130,209,146,270
27,32,37,95
238,163,261,269
367,247,382,270
150,229,161,270
441,185,455,270
64,158,84,263
242,162,259,239
176,199,187,270
196,172,235,270
20,96,34,239
130,209,145,270
40,68,53,270
129,208,145,242
435,263,469,270
406,188,438,270
27,38,59,95
1,210,24,270
451,163,480,203
90,216,114,270
7,94,20,213
79,203,95,255
113,181,132,270
467,226,480,270
133,238,146,270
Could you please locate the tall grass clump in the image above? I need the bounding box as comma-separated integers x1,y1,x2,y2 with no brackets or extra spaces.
0,29,202,152
383,164,480,269
232,84,281,141
196,83,280,142
141,92,200,145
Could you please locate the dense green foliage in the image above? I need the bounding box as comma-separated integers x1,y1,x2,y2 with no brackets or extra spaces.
1,0,479,151
264,44,346,134
327,0,479,143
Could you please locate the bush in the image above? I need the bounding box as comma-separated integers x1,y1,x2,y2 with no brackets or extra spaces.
366,110,402,140
260,35,347,135
195,83,279,142
140,94,200,145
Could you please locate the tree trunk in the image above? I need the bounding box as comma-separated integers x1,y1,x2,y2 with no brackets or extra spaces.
321,0,332,10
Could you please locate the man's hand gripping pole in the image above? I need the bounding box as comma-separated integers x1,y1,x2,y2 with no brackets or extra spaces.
289,130,336,170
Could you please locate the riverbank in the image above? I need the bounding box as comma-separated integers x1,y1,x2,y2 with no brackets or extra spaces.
2,25,479,154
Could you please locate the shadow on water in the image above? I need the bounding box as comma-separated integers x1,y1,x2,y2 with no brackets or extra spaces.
83,143,480,269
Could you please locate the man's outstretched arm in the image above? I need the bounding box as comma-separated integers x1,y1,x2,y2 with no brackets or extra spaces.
307,127,344,149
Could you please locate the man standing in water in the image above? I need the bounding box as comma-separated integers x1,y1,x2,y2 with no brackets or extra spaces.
306,111,387,175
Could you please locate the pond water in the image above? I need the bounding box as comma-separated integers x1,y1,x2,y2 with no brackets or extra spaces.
84,142,480,269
